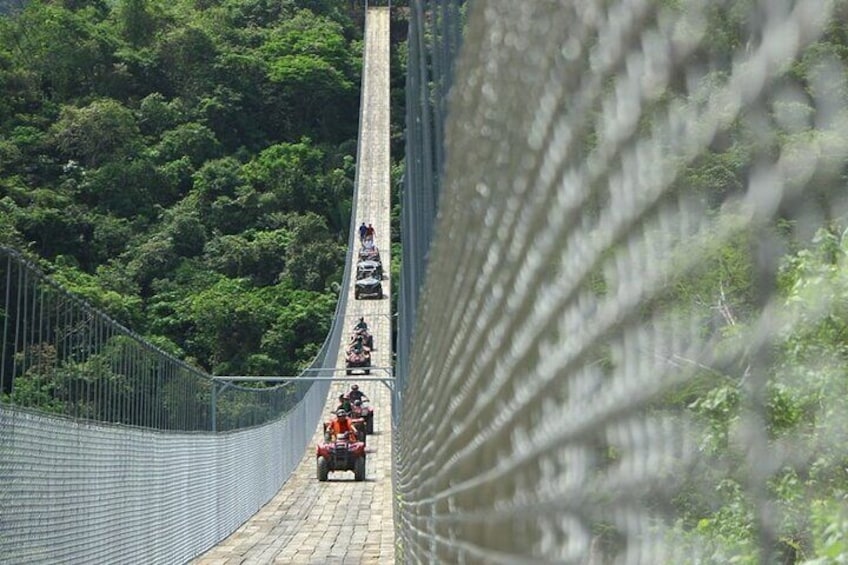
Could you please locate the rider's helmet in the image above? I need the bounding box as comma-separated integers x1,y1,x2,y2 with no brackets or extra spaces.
351,384,359,391
354,399,362,407
336,409,347,418
338,394,345,401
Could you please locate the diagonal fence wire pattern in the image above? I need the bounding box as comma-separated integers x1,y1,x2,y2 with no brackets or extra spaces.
395,0,848,563
395,0,464,421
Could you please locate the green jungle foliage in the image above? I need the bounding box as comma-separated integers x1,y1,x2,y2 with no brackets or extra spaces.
0,0,371,377
622,2,848,562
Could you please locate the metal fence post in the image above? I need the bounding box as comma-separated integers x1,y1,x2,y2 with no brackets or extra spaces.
211,382,217,432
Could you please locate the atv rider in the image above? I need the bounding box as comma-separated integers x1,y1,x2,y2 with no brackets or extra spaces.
350,335,366,354
336,394,352,414
348,383,369,404
326,409,360,441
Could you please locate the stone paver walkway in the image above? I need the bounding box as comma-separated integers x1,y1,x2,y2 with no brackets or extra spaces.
190,7,394,565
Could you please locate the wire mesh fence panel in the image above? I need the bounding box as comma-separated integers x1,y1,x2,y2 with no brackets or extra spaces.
0,244,345,562
396,0,848,563
1,249,215,430
0,394,328,564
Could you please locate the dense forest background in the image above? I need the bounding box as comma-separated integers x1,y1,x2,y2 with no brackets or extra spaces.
0,0,407,377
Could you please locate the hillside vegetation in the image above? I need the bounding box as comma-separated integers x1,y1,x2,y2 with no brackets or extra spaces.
0,0,367,376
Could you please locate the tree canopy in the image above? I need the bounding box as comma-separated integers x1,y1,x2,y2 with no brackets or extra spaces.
0,0,364,376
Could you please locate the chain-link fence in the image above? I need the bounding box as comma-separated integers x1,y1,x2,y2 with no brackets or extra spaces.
395,0,465,421
395,0,848,563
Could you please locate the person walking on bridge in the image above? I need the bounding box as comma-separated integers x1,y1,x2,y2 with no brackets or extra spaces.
359,222,368,243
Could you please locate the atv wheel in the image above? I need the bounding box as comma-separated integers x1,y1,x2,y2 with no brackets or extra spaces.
357,428,366,444
354,457,366,482
365,414,374,435
317,456,329,482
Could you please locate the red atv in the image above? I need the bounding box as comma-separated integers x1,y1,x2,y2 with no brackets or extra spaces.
351,326,374,350
316,430,366,481
345,346,371,375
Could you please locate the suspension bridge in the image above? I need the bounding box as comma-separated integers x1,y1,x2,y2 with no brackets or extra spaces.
190,5,394,563
4,0,848,564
